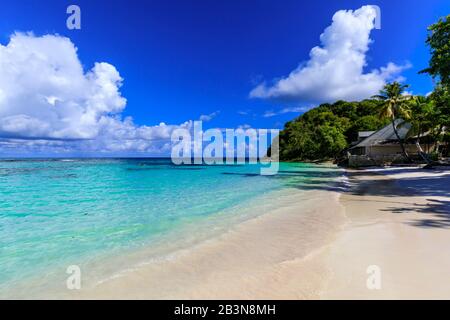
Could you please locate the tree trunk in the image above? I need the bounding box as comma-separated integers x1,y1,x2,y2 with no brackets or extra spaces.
391,118,411,162
416,139,432,164
414,124,432,165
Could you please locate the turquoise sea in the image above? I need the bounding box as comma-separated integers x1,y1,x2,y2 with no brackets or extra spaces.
0,158,343,296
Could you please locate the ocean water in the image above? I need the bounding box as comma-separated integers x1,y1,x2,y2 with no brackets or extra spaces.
0,158,342,296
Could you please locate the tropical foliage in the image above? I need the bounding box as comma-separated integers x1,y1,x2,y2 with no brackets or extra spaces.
278,15,450,162
421,15,450,88
372,82,412,161
278,99,388,161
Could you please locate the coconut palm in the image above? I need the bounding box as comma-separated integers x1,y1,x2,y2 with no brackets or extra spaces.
372,82,412,162
408,96,435,164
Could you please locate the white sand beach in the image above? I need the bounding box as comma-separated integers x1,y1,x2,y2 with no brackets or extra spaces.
322,167,450,299
66,166,450,300
67,187,346,299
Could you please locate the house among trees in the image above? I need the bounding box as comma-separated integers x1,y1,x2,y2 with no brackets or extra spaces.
348,119,438,167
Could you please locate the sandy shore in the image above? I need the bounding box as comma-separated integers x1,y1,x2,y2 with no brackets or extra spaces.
67,188,345,299
65,166,450,300
322,166,450,299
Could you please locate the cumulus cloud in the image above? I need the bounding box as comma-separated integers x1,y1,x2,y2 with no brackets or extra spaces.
0,33,192,155
250,6,411,104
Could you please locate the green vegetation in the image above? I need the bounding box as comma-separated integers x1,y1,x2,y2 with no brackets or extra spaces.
421,15,450,88
278,99,388,161
372,82,412,161
278,15,450,162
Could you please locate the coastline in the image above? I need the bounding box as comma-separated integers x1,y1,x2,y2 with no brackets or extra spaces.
17,165,450,300
65,180,347,299
1,161,346,299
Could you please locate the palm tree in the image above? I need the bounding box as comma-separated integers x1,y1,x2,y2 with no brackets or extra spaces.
408,96,434,164
372,82,412,162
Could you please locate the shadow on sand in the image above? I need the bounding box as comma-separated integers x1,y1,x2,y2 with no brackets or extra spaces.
346,169,450,229
222,167,450,229
381,199,450,229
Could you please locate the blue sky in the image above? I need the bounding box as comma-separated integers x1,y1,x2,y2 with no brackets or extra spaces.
0,0,448,156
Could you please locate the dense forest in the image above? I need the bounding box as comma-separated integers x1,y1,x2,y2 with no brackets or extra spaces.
278,15,450,162
278,99,388,161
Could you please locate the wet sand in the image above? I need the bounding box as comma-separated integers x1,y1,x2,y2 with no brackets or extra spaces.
68,189,346,299
65,166,450,299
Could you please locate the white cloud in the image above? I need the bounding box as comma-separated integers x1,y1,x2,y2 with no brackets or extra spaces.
199,111,220,122
237,124,252,129
250,6,411,104
262,106,310,118
402,90,413,97
0,33,193,155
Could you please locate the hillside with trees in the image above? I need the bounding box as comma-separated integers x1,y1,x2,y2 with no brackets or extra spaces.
278,15,450,163
278,99,388,161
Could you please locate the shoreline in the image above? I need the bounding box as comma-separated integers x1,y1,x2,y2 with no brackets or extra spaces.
10,165,450,299
2,162,346,300
76,166,449,300
66,181,347,299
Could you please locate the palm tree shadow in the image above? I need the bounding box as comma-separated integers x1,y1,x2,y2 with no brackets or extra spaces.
382,199,450,229
221,168,450,229
346,170,450,198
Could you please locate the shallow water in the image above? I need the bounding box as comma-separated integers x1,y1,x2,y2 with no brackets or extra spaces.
0,158,342,297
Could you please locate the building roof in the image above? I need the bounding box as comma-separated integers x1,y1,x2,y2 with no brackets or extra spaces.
351,119,412,148
358,131,376,139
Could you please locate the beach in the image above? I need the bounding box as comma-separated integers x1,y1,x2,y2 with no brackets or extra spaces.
65,187,345,299
2,161,449,299
0,160,344,299
69,166,450,300
1,0,449,305
322,167,450,299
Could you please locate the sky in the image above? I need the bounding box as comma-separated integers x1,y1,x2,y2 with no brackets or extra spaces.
0,0,448,156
